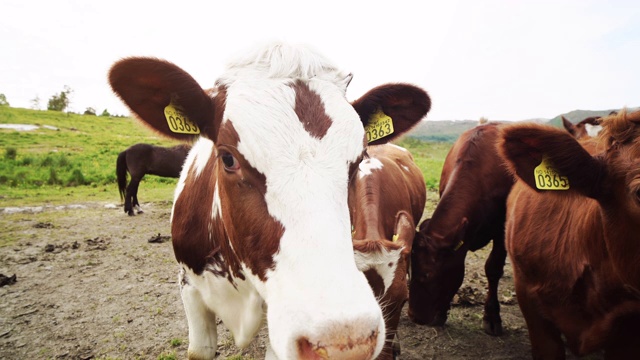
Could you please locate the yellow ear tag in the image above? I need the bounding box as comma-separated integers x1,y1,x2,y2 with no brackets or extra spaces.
392,234,399,242
534,156,570,190
453,240,464,251
365,109,394,143
163,103,200,134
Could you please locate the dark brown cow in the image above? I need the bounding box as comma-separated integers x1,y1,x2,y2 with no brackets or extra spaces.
408,122,513,335
109,43,431,360
349,143,426,360
499,110,640,359
561,115,602,140
116,143,190,215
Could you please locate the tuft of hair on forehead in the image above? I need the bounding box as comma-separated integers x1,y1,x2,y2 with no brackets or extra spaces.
217,42,351,86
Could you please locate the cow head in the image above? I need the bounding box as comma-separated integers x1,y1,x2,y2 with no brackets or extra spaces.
408,217,468,325
109,43,430,359
499,110,640,286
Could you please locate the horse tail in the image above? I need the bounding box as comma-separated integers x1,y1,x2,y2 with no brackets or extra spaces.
116,151,128,202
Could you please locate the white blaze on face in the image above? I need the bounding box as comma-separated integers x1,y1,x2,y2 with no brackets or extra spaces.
585,123,603,137
219,73,383,358
355,247,403,293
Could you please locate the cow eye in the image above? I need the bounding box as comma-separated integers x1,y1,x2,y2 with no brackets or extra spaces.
221,151,240,172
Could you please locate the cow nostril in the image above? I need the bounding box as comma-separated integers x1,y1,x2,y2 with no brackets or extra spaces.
297,337,328,360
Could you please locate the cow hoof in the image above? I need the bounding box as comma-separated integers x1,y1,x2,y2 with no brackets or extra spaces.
483,318,503,336
136,210,144,214
429,311,448,327
127,211,135,216
392,337,401,359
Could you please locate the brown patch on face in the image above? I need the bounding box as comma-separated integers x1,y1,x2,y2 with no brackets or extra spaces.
292,80,332,139
172,153,221,275
216,121,284,281
363,269,385,298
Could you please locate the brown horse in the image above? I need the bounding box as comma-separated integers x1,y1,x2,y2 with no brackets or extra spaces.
116,143,190,215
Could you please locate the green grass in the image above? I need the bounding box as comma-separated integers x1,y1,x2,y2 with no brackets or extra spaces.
395,137,449,190
0,106,180,206
0,106,450,207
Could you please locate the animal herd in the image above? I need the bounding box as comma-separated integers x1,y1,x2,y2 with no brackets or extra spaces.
109,42,640,359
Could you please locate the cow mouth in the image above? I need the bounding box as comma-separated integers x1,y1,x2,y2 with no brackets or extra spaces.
296,330,379,360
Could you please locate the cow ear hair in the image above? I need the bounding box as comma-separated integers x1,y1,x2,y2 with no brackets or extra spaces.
394,211,416,256
109,57,217,141
499,124,606,199
352,84,431,145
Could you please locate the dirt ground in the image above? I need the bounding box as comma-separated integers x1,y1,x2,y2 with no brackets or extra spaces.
0,198,602,360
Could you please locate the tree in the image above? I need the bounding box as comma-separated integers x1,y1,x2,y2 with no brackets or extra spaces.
0,93,9,106
31,96,41,110
100,109,111,117
47,86,73,111
84,107,96,115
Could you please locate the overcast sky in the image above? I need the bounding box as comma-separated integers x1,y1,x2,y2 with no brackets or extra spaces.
2,0,639,121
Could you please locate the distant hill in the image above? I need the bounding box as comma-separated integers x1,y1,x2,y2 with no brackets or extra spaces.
407,106,639,142
546,108,625,128
406,120,479,143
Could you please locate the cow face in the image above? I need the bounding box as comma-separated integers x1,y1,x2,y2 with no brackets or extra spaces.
109,43,430,360
408,218,468,325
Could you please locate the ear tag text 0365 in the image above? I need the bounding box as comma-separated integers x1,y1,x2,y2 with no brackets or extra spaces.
164,103,200,135
365,109,394,143
534,157,569,190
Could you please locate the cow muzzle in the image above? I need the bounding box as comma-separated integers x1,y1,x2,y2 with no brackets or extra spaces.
296,319,381,360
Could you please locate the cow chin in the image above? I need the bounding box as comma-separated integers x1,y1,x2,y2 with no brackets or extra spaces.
264,272,385,360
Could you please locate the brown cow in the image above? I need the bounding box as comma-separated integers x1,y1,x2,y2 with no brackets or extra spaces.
349,143,426,360
108,42,431,360
408,122,513,336
499,110,640,359
561,115,602,140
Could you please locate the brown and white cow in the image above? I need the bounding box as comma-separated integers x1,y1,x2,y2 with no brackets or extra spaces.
499,110,640,359
408,122,513,336
108,43,431,360
349,143,426,360
561,115,602,140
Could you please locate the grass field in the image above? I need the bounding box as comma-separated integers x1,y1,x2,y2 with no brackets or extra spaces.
0,106,450,207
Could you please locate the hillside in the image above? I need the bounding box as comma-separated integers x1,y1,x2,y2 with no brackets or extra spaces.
407,106,638,142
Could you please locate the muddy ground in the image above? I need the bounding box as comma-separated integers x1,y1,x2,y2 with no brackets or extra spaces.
0,197,602,360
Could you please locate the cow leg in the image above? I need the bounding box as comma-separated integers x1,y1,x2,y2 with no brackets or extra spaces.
604,315,640,360
180,274,218,360
482,236,506,336
516,283,565,360
265,343,277,360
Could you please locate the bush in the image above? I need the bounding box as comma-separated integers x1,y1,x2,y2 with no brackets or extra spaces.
47,167,62,185
4,147,17,160
66,169,88,186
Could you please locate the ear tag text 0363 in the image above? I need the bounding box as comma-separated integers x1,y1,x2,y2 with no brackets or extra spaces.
365,109,394,143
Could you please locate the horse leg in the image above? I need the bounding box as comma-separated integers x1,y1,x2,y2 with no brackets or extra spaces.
483,233,507,336
125,177,140,216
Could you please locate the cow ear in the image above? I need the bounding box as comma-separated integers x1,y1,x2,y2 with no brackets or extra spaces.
499,123,606,199
562,116,577,136
109,57,217,141
394,211,416,256
352,84,431,145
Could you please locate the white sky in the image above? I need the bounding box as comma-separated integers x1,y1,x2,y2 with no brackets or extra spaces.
2,0,639,121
